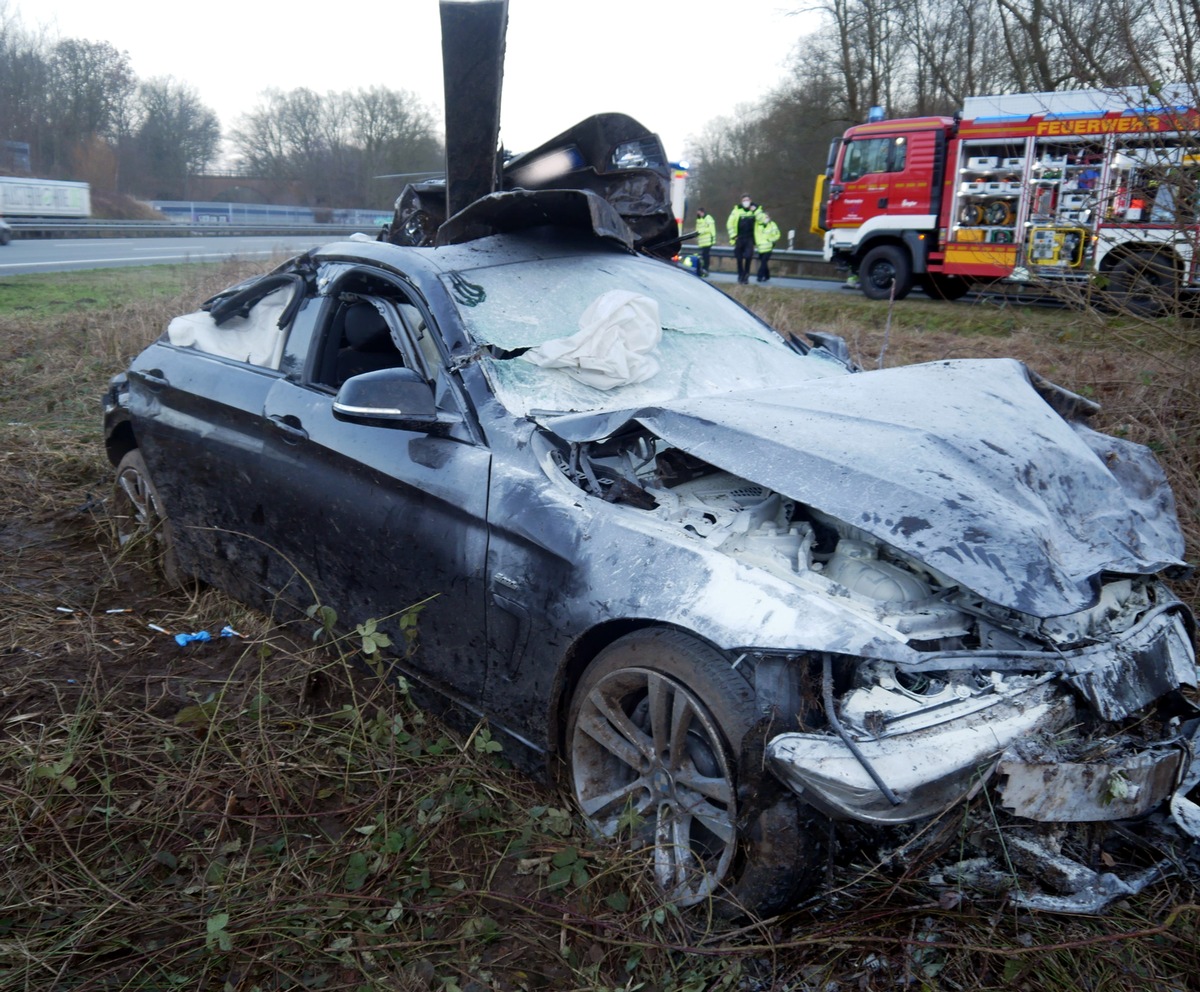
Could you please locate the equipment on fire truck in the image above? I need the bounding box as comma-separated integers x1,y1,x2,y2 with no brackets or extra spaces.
1029,227,1087,265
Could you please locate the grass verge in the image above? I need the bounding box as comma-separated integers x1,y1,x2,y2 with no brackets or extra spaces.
0,265,234,316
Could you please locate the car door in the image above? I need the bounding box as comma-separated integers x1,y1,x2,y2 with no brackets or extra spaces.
125,289,304,603
254,290,493,703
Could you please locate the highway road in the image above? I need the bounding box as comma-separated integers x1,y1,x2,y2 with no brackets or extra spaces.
0,234,343,277
0,233,850,293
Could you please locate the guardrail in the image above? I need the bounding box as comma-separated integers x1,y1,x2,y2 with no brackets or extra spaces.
693,244,833,279
7,219,369,238
702,245,825,262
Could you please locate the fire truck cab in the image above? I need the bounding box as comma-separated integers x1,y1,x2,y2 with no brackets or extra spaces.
815,87,1200,314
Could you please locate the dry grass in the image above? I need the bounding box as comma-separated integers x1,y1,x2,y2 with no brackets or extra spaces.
1,642,655,990
2,267,1200,989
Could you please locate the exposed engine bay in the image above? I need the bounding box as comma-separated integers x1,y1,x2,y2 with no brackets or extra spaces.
547,423,1200,911
551,426,1175,654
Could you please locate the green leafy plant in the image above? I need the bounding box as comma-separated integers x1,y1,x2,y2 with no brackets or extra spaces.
306,603,338,641
31,753,77,792
471,725,503,755
356,617,392,656
205,912,232,952
1103,769,1131,805
548,845,591,891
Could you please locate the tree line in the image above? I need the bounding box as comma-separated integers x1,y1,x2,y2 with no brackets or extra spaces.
0,3,441,208
231,87,442,210
687,0,1199,247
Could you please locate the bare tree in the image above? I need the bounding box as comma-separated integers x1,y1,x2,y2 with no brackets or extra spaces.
687,72,846,251
992,0,1161,91
348,86,441,204
124,78,220,199
231,90,293,182
43,39,134,173
894,0,1009,112
687,110,761,222
0,5,50,172
797,0,909,119
787,0,1194,118
1139,0,1200,84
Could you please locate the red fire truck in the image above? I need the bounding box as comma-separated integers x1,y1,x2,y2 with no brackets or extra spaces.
812,86,1199,313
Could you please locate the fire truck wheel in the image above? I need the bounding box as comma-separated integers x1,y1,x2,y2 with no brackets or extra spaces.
860,245,913,301
923,273,972,301
1107,254,1178,318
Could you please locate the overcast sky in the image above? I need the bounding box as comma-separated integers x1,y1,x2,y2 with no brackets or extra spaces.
11,0,819,162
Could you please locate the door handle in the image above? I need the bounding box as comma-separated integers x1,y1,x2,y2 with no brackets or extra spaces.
131,368,169,389
268,414,308,442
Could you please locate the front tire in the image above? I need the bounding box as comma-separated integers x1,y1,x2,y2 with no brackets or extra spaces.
859,245,913,301
111,448,183,586
566,629,809,915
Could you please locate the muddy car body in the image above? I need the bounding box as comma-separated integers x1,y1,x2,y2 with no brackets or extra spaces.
104,193,1198,915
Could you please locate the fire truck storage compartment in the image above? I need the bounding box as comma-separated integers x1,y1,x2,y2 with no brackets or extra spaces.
1019,139,1104,268
952,139,1024,245
1029,142,1103,219
1029,227,1087,266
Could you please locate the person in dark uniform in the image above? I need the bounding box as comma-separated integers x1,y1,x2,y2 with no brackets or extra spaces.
726,194,762,284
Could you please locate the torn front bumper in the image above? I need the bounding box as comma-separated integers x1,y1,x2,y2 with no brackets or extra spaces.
764,608,1198,829
766,682,1076,824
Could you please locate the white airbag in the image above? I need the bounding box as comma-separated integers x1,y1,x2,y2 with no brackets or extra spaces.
520,290,661,389
167,288,290,368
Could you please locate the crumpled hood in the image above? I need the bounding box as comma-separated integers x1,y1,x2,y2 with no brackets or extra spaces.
546,358,1187,617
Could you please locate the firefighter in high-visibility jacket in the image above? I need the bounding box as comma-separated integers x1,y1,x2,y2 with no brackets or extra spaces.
754,211,781,282
726,195,763,284
694,208,716,276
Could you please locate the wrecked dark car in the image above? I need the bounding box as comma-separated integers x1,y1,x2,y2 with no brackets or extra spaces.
103,189,1198,917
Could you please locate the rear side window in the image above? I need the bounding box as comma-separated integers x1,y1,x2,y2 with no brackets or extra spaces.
166,273,308,369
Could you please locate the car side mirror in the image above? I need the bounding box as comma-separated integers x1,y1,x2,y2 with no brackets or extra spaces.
333,367,448,432
804,331,854,368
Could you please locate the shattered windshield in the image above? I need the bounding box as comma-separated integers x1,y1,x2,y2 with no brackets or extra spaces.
443,251,846,416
